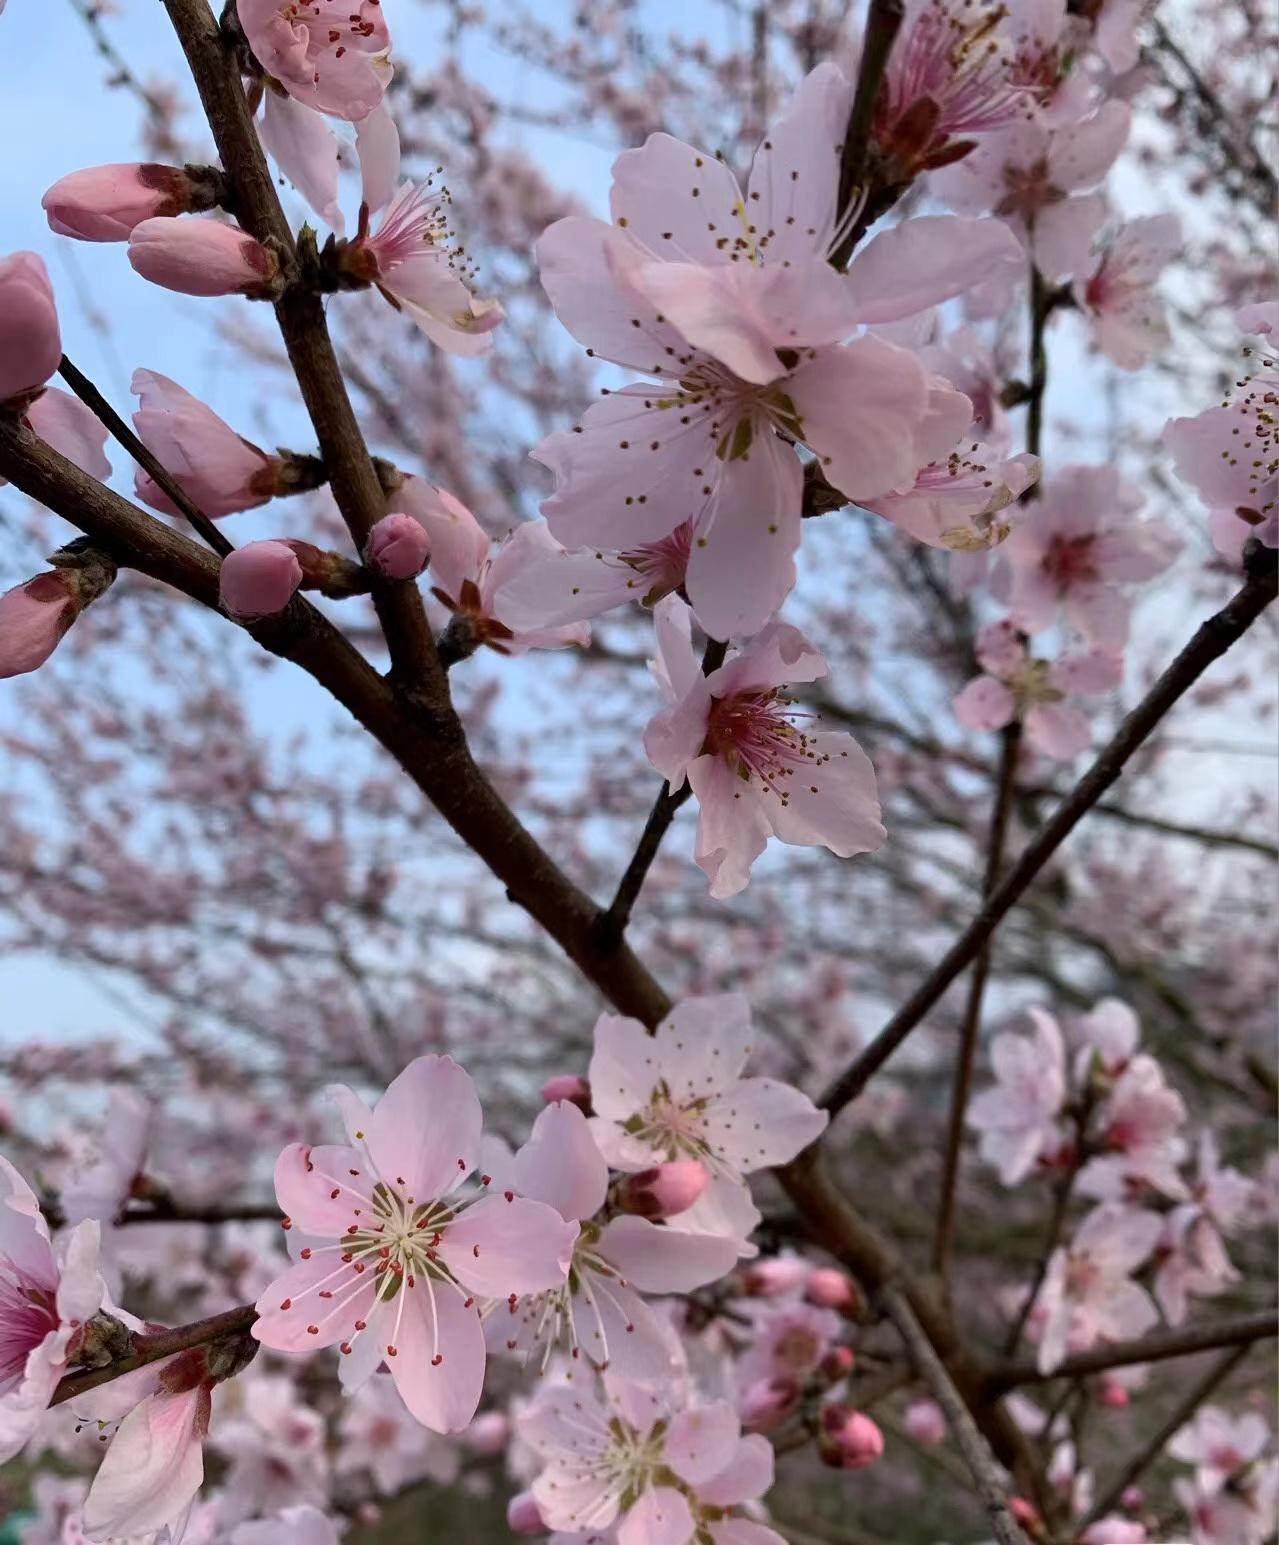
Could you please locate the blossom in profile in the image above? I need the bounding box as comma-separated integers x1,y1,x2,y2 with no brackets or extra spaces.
43,163,212,242
1154,1133,1255,1325
1077,1054,1188,1202
1035,1202,1161,1374
863,443,1040,551
127,217,282,299
1075,215,1180,370
644,597,885,898
238,0,392,121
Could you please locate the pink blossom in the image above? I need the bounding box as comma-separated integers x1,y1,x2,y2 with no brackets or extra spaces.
336,1368,460,1494
804,1268,855,1311
487,1099,736,1382
1174,1466,1279,1545
214,1372,330,1527
365,513,431,579
818,1407,884,1470
131,370,283,519
1035,1203,1161,1374
238,0,391,121
506,1491,546,1536
1074,997,1140,1080
934,102,1132,279
618,1161,709,1219
1080,1519,1146,1544
1170,1405,1271,1494
1154,1133,1254,1324
252,1057,576,1433
0,251,61,402
741,1256,812,1298
61,1088,150,1228
397,479,588,655
967,1006,1066,1184
540,1074,592,1111
1075,215,1180,369
739,1375,800,1432
463,1410,509,1456
919,325,1012,451
954,619,1123,760
524,1374,774,1539
995,464,1179,648
127,217,282,298
42,163,203,242
531,65,1020,638
644,598,885,898
588,994,827,1251
230,1507,342,1545
902,1399,947,1445
863,443,1041,551
0,572,83,681
1090,0,1146,76
219,541,305,620
1164,344,1278,560
0,1158,103,1461
736,1300,842,1390
1077,1054,1188,1202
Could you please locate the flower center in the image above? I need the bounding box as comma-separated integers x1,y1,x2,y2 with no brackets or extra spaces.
0,1259,59,1393
704,688,818,797
1042,532,1098,589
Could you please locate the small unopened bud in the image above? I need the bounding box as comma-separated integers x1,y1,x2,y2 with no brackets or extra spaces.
540,1074,592,1113
804,1267,858,1312
1120,1486,1144,1511
818,1407,883,1470
1098,1374,1130,1409
741,1257,811,1297
739,1375,800,1433
0,550,116,679
618,1161,708,1220
817,1345,854,1384
43,163,223,243
219,540,303,620
506,1491,546,1536
1008,1496,1043,1533
902,1398,946,1445
366,513,431,580
464,1411,509,1455
128,217,283,299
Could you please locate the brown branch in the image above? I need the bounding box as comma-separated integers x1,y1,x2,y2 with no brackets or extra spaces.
881,1286,1031,1545
932,720,1022,1282
985,1309,1279,1392
51,1304,257,1407
829,0,905,269
820,548,1279,1117
1077,1343,1251,1532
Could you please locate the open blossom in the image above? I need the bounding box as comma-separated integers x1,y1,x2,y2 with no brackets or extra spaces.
486,1099,737,1382
920,325,1012,451
214,1373,330,1526
0,1158,104,1461
1164,340,1278,560
1077,1054,1188,1202
1074,996,1139,1080
337,1369,461,1495
127,217,282,299
953,618,1123,759
532,62,1024,638
238,0,391,120
864,443,1040,551
1171,1406,1272,1494
1035,1202,1161,1374
995,464,1179,648
42,163,210,242
524,1374,781,1543
587,993,828,1247
61,1089,150,1228
735,1300,842,1392
1174,1466,1279,1545
230,1507,342,1545
1075,215,1180,370
968,1007,1067,1183
1154,1132,1254,1324
902,1399,947,1445
934,102,1132,279
252,1056,576,1434
397,478,588,655
131,370,286,519
644,598,885,898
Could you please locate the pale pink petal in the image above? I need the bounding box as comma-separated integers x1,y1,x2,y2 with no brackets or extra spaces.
355,100,402,216
81,1387,206,1539
609,134,744,264
259,89,344,235
386,1278,486,1433
707,621,828,698
1065,582,1131,649
788,337,930,500
708,1522,787,1545
666,1402,742,1485
439,1195,575,1298
597,1215,741,1292
55,1220,105,1327
1025,702,1091,759
688,755,772,900
846,216,1024,323
272,1142,366,1236
976,619,1026,676
368,1055,482,1200
1032,191,1107,280
1048,649,1122,695
673,1174,762,1249
698,1432,775,1506
654,993,754,1095
513,1101,609,1222
954,675,1016,732
489,543,637,631
700,1078,828,1170
253,1253,377,1352
1047,102,1131,190
765,730,886,860
644,679,712,788
652,592,702,703
617,1486,695,1545
589,1014,662,1122
746,61,852,264
25,390,111,481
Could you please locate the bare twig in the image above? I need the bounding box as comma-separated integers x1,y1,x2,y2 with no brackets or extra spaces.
829,0,905,268
51,1303,257,1407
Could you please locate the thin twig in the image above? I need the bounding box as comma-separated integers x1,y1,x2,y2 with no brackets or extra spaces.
882,1286,1031,1545
820,549,1279,1117
1077,1344,1251,1531
829,0,904,268
51,1303,257,1407
57,356,234,557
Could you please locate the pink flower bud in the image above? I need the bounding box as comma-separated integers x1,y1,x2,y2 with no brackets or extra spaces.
539,1074,592,1113
618,1161,708,1219
741,1257,812,1297
219,540,303,619
1120,1486,1144,1510
818,1407,884,1470
1009,1497,1043,1532
366,513,431,579
1098,1374,1130,1409
739,1375,800,1433
0,251,61,401
505,1491,546,1536
902,1398,947,1445
818,1345,854,1383
463,1411,509,1455
128,217,281,299
804,1268,858,1312
43,164,201,243
0,572,78,678
1080,1521,1146,1544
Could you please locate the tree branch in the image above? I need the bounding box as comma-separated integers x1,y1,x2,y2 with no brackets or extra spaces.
51,1304,258,1407
829,0,904,268
820,548,1278,1117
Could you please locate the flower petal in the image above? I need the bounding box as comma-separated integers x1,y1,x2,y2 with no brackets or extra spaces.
368,1054,483,1200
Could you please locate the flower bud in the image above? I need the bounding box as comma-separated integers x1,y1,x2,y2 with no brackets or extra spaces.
540,1074,592,1113
1009,1497,1043,1533
804,1268,858,1312
739,1375,800,1433
1098,1374,1130,1409
902,1398,946,1445
1080,1522,1146,1545
366,513,431,579
464,1411,509,1455
1120,1486,1144,1511
43,163,215,243
0,552,115,679
818,1407,883,1470
741,1257,811,1297
128,217,282,299
0,251,61,402
817,1345,854,1384
219,540,303,620
506,1491,546,1536
617,1161,708,1220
